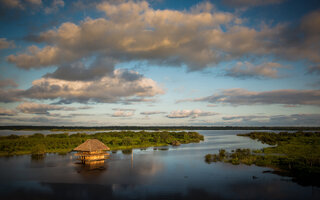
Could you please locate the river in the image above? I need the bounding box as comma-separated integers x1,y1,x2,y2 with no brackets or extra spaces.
0,130,319,200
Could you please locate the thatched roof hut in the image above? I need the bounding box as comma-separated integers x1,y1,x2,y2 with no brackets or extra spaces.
74,139,110,152
74,139,110,164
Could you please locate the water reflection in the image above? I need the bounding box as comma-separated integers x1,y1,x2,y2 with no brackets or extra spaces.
2,181,319,200
121,149,132,154
0,130,319,200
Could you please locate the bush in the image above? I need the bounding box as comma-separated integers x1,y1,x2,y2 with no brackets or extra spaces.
31,144,46,155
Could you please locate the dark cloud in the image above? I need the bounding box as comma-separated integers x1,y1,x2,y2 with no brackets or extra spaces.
6,2,320,72
269,114,320,126
222,115,269,121
0,79,18,88
45,57,115,81
0,107,17,116
44,0,64,14
16,102,92,115
222,0,286,8
0,88,23,102
0,0,24,9
307,65,320,75
221,113,320,126
183,88,320,106
118,69,143,81
16,102,76,115
225,62,286,79
0,38,15,49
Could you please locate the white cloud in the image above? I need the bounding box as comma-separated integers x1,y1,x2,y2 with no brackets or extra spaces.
167,109,218,118
16,69,164,104
7,1,320,72
7,1,240,70
112,110,135,117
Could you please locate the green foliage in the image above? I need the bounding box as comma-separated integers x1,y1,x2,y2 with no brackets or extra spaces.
31,144,46,155
29,133,45,139
0,131,204,156
206,131,320,186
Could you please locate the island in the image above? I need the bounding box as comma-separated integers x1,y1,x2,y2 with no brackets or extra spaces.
0,131,204,156
205,131,320,186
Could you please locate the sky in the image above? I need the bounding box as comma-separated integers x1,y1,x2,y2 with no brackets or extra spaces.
0,0,319,126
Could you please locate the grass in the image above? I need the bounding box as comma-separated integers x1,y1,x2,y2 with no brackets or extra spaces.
205,132,320,186
0,131,204,156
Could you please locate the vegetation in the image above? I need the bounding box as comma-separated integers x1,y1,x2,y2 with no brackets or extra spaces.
0,131,204,156
31,144,46,159
205,132,320,186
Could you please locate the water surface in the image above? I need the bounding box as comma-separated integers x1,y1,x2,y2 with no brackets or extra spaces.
0,130,319,200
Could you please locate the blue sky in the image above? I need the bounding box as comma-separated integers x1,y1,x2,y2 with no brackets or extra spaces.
0,0,319,126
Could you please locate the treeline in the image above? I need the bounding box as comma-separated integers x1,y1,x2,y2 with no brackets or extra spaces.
0,131,204,156
237,131,320,145
1,126,319,131
205,132,320,186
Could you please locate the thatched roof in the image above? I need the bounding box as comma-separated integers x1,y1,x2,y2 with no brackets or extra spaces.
74,139,110,152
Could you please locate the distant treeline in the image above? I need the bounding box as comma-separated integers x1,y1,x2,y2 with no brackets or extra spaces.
0,131,204,156
1,126,319,131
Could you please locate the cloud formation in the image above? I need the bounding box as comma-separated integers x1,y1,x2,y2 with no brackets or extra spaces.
0,38,15,49
44,0,64,14
0,107,17,116
0,69,163,104
140,111,166,115
167,109,217,118
0,88,23,103
221,113,320,126
0,68,164,104
222,0,286,7
16,102,78,114
225,62,286,79
269,114,320,126
5,1,237,70
112,109,135,117
44,58,116,81
6,1,319,73
0,0,43,10
223,115,269,121
192,88,320,106
0,79,18,88
0,0,24,9
308,65,320,75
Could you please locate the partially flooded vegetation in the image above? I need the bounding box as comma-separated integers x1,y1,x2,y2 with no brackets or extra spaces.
205,132,320,186
0,131,204,156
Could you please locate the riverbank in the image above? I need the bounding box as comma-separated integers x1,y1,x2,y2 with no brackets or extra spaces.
0,131,204,156
205,132,320,186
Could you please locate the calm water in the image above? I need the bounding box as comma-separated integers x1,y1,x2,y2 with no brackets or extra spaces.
0,130,319,200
